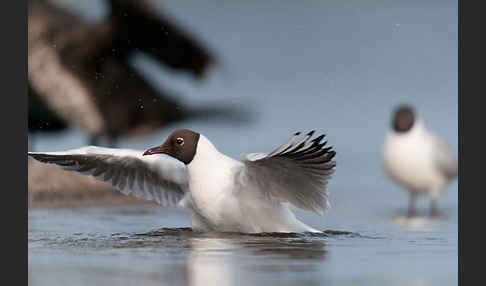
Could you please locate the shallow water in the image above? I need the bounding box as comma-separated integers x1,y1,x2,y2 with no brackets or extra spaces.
29,0,457,285
29,201,457,286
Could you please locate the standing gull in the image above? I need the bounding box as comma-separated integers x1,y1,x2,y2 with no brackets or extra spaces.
383,105,457,217
28,129,336,233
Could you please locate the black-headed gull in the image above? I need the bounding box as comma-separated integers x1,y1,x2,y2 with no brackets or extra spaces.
28,129,336,233
382,105,457,217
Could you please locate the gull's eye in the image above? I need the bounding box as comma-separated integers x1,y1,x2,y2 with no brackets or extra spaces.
176,137,184,146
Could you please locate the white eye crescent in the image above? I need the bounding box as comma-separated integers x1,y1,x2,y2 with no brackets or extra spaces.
176,137,184,146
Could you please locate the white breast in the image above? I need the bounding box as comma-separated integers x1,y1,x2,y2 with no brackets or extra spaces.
382,121,447,196
186,135,245,231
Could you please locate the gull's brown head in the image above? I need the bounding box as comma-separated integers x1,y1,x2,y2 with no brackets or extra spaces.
143,129,200,164
392,104,415,133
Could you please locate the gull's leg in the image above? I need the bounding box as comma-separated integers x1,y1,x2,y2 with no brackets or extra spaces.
407,192,417,218
429,186,442,218
430,199,440,218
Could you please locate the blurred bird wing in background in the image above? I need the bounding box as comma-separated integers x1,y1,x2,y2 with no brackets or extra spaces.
29,146,189,207
28,0,217,143
108,0,214,77
28,0,105,136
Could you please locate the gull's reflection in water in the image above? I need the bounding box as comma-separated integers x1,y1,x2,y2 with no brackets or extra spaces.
391,216,445,230
185,232,327,286
388,207,453,231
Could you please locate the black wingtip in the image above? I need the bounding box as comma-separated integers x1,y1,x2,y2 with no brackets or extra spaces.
28,153,70,165
312,134,326,143
319,141,328,148
28,153,40,159
28,153,49,164
322,146,333,152
294,131,301,136
307,130,316,136
328,150,337,160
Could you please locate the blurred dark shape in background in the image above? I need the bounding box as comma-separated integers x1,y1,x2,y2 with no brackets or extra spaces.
28,85,68,133
28,0,246,147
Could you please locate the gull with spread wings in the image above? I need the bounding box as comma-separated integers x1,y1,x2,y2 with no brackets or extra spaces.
29,129,336,233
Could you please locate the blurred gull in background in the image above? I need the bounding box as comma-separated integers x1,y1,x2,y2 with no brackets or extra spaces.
382,104,457,217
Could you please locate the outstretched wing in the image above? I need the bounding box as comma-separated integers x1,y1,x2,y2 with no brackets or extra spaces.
28,146,188,207
241,131,336,215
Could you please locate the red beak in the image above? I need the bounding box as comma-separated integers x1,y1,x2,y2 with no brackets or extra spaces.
143,145,169,156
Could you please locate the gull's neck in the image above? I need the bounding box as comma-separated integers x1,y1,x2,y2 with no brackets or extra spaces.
187,135,236,173
185,134,240,218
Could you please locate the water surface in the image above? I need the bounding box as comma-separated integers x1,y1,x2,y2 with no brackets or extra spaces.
29,201,457,286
